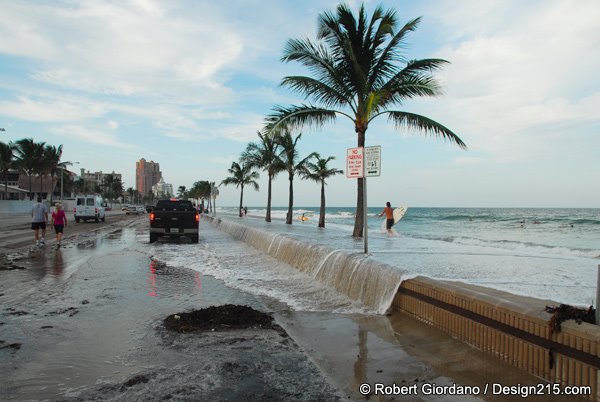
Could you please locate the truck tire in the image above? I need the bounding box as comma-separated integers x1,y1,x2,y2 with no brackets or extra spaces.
150,233,158,243
75,217,80,223
101,216,105,222
191,235,199,244
95,216,99,223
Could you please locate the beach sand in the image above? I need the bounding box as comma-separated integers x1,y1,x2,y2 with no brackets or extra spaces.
0,212,583,401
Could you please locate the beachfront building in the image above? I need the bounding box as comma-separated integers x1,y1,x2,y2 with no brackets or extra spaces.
136,158,162,197
0,170,27,200
152,177,173,199
78,169,122,195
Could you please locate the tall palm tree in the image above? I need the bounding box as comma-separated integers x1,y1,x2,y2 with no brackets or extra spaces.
15,138,46,200
275,131,315,224
0,141,15,200
43,144,63,201
300,153,343,228
266,3,466,237
220,161,259,217
241,131,285,222
209,181,219,213
126,187,135,203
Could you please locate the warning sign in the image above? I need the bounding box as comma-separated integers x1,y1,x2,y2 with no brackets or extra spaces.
346,147,364,178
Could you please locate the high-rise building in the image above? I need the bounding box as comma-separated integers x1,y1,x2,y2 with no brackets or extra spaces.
136,158,162,195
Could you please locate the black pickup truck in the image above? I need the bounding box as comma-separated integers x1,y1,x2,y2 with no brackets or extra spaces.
149,199,199,243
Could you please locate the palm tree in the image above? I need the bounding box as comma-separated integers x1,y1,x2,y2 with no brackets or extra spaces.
209,181,219,213
177,185,187,198
126,187,135,203
43,144,63,201
220,161,259,217
0,141,15,200
102,174,122,205
241,131,285,222
300,153,343,228
14,138,45,200
275,131,315,224
266,3,466,237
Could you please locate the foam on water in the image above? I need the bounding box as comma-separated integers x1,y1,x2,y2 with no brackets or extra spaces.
211,207,600,307
150,224,380,314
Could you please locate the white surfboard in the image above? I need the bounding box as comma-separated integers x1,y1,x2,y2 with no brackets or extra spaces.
393,206,407,224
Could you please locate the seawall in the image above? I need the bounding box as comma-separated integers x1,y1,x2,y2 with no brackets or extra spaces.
207,216,403,315
206,215,600,400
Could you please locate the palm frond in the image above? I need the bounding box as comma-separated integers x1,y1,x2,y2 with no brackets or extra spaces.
265,105,340,133
386,111,467,149
281,76,350,108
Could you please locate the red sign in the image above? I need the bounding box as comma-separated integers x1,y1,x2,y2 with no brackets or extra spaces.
346,147,364,178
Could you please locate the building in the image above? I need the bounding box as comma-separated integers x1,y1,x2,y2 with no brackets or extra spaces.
136,158,162,196
79,169,122,194
151,177,173,199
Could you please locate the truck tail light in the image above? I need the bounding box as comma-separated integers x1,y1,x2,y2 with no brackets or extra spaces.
150,212,155,222
195,213,199,223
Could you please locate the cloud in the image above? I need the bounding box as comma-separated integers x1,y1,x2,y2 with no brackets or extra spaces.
0,96,107,122
412,0,600,162
51,125,136,149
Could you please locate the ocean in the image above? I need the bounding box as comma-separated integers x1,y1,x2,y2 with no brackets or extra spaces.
209,206,600,308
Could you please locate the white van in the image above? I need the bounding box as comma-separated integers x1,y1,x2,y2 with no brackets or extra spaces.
74,195,106,223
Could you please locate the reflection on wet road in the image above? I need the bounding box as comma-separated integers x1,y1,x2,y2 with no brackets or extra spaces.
0,226,255,400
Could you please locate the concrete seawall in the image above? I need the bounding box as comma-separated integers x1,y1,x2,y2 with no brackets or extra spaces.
206,215,600,400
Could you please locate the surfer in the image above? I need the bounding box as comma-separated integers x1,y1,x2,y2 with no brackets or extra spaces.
378,201,394,235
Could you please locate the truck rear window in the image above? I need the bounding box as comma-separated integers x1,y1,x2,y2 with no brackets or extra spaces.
155,200,195,211
87,198,94,206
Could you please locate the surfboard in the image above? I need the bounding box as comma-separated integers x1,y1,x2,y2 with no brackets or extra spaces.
393,206,407,224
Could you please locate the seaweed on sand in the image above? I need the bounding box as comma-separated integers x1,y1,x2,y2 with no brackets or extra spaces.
545,304,595,335
164,304,275,333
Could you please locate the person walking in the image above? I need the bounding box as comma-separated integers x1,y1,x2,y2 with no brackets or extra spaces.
31,196,48,246
51,202,68,248
378,201,394,235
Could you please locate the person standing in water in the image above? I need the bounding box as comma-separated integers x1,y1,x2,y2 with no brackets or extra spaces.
378,201,394,235
51,203,68,248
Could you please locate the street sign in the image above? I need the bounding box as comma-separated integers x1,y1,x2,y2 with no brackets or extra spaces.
346,147,364,178
364,145,381,177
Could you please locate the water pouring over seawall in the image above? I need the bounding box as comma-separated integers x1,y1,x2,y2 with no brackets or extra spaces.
207,216,404,314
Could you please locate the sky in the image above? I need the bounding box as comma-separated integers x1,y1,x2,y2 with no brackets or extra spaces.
0,0,598,208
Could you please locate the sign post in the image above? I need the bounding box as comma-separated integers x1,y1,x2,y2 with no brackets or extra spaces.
347,146,381,254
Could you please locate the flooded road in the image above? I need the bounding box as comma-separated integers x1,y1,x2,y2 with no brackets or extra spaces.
1,218,584,401
0,223,338,401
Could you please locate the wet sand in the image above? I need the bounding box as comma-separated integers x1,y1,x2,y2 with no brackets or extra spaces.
0,214,588,401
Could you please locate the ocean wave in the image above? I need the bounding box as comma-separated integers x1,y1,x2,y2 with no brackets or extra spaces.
406,233,600,259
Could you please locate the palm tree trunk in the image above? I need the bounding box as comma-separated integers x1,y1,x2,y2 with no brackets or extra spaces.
266,173,272,222
239,185,244,217
39,174,44,199
286,173,293,224
352,130,366,237
319,179,326,228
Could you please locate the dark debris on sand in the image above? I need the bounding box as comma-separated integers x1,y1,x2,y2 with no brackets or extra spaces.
164,304,277,333
545,304,596,335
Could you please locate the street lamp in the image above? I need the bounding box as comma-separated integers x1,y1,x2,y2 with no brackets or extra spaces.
60,162,80,201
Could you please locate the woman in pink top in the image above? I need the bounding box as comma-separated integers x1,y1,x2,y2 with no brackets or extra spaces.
51,203,68,247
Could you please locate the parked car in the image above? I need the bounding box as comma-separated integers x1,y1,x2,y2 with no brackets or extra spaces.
136,205,145,214
74,195,106,223
121,204,130,211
